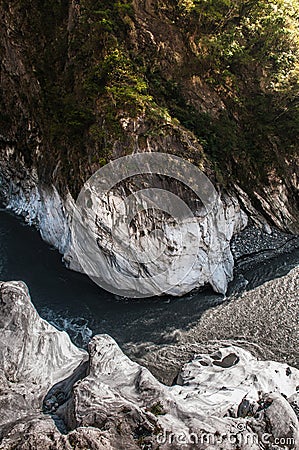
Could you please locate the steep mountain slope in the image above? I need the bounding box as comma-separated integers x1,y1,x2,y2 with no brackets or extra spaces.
1,0,298,229
0,1,299,297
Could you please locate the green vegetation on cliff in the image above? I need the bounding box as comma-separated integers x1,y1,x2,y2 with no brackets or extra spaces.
1,0,298,205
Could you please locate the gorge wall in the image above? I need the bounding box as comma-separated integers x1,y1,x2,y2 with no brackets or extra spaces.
0,0,298,295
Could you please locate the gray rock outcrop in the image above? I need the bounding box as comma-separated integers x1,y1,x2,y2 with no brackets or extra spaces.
0,280,298,449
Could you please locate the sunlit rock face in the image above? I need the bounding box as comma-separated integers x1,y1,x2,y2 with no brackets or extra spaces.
1,281,298,450
68,179,247,297
2,169,248,296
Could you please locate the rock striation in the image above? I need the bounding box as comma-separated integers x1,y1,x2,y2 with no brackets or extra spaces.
0,280,298,449
0,158,248,296
69,166,248,296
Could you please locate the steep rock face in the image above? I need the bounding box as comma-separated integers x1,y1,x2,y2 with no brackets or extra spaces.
1,0,298,233
69,166,247,295
1,280,299,449
0,151,248,296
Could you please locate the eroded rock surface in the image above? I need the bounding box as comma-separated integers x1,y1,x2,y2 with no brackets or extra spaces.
0,281,298,449
1,164,248,296
129,266,299,385
0,281,87,442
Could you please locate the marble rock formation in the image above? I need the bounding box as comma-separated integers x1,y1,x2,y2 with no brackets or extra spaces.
0,281,298,449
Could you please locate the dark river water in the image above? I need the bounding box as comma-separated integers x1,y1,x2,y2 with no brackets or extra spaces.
0,208,298,350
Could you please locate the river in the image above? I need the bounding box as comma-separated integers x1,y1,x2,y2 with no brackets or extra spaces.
0,208,298,355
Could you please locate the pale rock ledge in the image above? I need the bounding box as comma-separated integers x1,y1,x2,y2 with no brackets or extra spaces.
0,281,298,449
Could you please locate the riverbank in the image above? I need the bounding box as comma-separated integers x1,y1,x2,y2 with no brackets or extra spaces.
128,265,299,385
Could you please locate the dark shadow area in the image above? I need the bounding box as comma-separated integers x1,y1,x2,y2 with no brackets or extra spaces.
43,359,89,433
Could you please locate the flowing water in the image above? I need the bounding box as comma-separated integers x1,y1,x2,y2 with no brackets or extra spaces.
0,208,298,353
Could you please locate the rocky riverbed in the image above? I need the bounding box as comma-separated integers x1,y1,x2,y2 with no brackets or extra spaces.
127,265,299,386
0,272,298,449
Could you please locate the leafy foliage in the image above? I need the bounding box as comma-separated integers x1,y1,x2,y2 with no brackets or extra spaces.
6,0,298,193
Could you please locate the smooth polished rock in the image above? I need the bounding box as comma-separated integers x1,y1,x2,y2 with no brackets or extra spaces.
1,281,298,449
3,173,247,296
